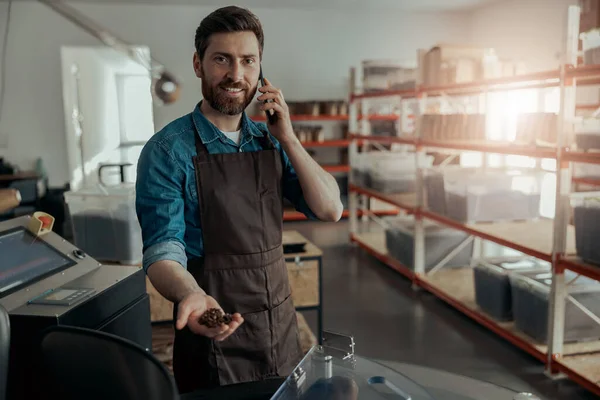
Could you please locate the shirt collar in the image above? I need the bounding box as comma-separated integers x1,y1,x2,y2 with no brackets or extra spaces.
192,101,264,145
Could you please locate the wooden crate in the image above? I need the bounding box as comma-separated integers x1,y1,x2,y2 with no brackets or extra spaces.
287,259,319,307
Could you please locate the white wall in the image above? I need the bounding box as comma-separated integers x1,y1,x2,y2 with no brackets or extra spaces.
0,1,470,186
60,46,151,190
61,47,120,190
468,0,577,72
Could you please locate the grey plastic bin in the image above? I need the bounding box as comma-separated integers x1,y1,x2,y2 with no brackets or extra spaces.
366,172,415,194
573,198,600,265
64,184,142,264
385,217,473,271
446,190,541,223
424,168,543,223
473,259,550,322
510,270,600,343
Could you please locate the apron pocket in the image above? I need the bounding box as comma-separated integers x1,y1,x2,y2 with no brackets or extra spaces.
271,294,303,376
213,307,273,385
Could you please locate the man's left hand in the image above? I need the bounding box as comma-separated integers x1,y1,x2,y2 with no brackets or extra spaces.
256,78,296,144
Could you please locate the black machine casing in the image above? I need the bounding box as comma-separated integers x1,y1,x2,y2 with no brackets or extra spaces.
0,216,151,400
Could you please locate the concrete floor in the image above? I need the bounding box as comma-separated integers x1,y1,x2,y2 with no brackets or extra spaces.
288,220,597,400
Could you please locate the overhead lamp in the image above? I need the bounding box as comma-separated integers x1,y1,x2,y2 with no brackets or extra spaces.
38,0,181,105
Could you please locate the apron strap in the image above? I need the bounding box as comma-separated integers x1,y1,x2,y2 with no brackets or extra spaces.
258,132,276,150
193,125,275,156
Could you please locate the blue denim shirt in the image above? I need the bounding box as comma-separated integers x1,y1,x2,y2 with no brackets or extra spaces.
135,103,316,272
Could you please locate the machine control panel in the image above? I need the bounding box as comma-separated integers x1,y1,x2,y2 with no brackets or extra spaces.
28,287,95,306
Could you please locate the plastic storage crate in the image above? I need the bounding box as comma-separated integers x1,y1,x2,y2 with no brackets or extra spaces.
573,163,600,179
365,171,416,193
571,192,600,265
473,258,550,321
352,152,433,193
510,270,600,343
385,216,473,271
64,183,142,264
425,168,542,223
581,29,600,65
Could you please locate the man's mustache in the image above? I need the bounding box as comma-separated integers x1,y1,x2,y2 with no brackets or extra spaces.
219,80,248,90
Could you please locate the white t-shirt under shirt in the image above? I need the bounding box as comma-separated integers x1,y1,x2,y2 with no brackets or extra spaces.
221,130,241,145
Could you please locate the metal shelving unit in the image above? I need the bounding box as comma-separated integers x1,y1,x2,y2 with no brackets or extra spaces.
250,114,398,221
250,114,399,122
347,5,600,397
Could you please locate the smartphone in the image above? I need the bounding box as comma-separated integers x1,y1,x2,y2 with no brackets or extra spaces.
259,66,278,125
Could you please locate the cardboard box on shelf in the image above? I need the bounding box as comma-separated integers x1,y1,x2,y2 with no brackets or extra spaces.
580,0,600,34
421,113,486,141
423,44,490,87
483,58,528,80
515,112,560,146
581,29,600,65
466,114,486,140
362,59,417,93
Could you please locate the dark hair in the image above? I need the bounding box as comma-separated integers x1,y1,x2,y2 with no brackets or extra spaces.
195,6,264,60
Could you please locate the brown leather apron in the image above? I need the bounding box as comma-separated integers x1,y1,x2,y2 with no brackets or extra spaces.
172,128,303,393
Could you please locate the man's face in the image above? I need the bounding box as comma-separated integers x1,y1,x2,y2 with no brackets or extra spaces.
194,31,261,116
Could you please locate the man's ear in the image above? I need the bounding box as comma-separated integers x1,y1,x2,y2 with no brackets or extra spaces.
193,52,203,79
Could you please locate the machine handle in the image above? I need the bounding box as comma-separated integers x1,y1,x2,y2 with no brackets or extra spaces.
98,163,133,185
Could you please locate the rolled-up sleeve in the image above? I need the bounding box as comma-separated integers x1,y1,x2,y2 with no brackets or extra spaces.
135,140,188,272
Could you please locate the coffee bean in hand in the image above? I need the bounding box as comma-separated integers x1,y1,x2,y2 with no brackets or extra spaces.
199,308,233,328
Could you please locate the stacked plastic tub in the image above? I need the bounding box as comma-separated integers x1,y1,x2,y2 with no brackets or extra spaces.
351,151,433,193
571,191,600,265
64,182,142,265
385,216,473,271
424,167,544,223
510,270,600,343
473,258,550,322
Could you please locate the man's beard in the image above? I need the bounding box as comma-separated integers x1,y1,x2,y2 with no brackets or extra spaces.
202,75,257,116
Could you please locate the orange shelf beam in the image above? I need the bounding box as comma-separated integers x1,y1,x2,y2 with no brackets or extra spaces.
251,114,348,121
349,184,415,212
420,139,558,158
351,89,417,101
349,134,416,146
364,114,400,121
553,360,600,398
575,104,600,111
349,135,559,159
559,257,600,282
417,278,547,362
284,209,398,221
349,229,547,363
350,70,560,101
300,139,352,148
250,114,399,122
567,64,600,80
349,233,415,280
572,177,600,186
421,210,553,262
349,67,600,101
563,151,600,165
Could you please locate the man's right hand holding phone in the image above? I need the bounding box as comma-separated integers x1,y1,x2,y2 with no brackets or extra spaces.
175,292,244,341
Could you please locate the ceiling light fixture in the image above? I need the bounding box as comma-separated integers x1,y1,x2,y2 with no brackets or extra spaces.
38,0,181,105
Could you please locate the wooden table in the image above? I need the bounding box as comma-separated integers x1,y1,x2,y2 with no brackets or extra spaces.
0,171,39,182
282,230,323,344
145,230,324,342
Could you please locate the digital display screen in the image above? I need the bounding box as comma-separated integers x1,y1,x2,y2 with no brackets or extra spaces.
0,228,75,296
45,289,78,301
